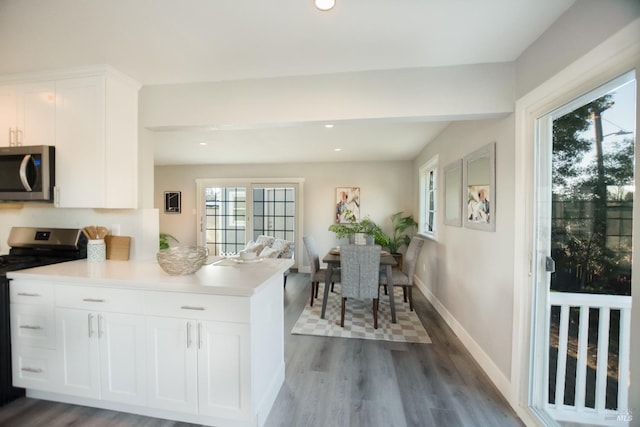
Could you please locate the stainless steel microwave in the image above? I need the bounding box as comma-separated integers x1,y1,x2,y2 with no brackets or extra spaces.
0,145,55,202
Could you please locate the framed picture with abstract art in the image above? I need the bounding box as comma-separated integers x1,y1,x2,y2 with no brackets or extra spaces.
335,187,360,223
164,191,181,214
463,142,495,231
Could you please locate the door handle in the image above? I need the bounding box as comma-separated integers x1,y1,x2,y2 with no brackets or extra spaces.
545,256,555,273
186,322,192,348
97,314,103,338
88,313,94,337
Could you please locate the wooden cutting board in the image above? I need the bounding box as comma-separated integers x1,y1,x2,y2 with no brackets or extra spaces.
105,236,131,260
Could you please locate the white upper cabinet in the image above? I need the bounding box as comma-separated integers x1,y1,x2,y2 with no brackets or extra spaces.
55,69,140,208
0,66,140,208
0,81,56,147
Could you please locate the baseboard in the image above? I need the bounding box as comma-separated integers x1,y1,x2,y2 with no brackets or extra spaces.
414,277,513,407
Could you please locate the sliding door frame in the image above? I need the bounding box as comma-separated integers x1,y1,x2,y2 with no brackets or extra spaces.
196,177,305,269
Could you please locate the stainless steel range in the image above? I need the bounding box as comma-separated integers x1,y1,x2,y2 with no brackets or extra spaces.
0,227,87,406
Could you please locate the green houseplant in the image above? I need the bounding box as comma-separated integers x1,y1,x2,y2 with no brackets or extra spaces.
159,233,179,250
328,211,387,246
384,212,418,254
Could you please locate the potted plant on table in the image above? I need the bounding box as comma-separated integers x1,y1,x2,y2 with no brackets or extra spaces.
328,211,387,246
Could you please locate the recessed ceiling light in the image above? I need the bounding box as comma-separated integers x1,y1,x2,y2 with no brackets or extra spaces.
324,124,334,128
315,0,335,11
334,148,341,152
199,142,208,146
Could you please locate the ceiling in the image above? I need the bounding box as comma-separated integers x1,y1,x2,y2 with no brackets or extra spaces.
0,0,576,165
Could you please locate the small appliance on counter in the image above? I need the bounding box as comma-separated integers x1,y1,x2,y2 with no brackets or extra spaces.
0,226,87,406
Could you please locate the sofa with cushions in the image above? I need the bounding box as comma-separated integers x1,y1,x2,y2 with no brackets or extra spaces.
240,235,294,285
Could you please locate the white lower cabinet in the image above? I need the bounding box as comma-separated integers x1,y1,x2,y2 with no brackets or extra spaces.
56,308,146,405
9,274,285,427
146,316,250,419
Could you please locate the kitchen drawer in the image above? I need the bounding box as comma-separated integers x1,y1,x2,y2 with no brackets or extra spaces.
10,304,56,349
12,346,58,391
10,280,54,306
56,284,144,313
145,291,249,323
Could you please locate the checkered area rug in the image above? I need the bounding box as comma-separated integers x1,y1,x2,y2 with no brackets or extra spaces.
291,285,431,344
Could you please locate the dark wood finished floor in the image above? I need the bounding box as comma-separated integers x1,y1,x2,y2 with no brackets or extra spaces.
0,273,523,427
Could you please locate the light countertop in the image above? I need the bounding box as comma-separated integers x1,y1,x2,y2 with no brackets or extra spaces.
7,256,294,297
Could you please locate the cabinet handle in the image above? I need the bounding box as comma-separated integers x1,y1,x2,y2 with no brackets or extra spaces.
88,313,94,337
21,367,43,373
197,323,202,349
16,128,22,145
83,298,105,303
181,306,205,311
9,128,15,146
98,314,103,338
186,322,192,348
17,292,40,297
19,325,43,330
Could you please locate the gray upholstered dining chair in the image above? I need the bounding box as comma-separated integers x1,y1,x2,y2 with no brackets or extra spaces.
303,236,340,307
379,237,424,311
340,244,382,329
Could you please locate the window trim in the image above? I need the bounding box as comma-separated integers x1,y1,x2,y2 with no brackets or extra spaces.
419,155,438,240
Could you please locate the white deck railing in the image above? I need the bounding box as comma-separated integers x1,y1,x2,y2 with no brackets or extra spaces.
546,292,632,426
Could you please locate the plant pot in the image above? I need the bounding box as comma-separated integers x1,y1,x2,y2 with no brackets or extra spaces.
391,252,403,271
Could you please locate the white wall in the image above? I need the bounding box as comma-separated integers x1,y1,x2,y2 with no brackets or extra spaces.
0,205,158,260
154,161,414,270
412,117,515,386
515,0,640,98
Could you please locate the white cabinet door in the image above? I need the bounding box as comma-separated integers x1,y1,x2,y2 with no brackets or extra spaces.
198,320,251,420
55,76,106,208
0,85,17,146
146,316,198,414
0,82,55,147
18,81,56,147
56,308,101,398
56,309,147,403
98,312,146,406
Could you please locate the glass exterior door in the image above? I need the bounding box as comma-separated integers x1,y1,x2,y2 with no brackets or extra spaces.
199,181,298,261
532,72,635,424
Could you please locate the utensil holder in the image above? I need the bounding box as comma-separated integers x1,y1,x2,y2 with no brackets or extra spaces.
87,239,106,262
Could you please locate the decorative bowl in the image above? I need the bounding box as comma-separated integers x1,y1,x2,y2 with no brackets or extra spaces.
157,246,208,275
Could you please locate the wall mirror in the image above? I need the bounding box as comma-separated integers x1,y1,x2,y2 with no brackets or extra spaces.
463,142,495,231
444,159,462,227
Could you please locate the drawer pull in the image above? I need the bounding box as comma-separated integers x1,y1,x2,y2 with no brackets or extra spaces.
181,306,205,311
19,325,43,330
83,298,105,303
21,367,43,373
17,292,40,297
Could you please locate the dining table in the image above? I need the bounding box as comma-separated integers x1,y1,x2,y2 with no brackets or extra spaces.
322,248,398,323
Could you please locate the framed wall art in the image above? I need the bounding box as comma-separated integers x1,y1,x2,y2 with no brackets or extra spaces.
164,191,181,214
335,187,360,223
463,143,495,231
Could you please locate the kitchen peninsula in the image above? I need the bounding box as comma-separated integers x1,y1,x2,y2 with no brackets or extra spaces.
7,257,293,427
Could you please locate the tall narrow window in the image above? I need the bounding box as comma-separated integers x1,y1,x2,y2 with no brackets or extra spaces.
419,156,438,239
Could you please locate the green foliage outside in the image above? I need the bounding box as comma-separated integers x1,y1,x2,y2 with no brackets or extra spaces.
551,94,633,296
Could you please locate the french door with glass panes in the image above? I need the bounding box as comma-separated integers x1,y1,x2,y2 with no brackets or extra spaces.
531,72,635,425
196,179,300,267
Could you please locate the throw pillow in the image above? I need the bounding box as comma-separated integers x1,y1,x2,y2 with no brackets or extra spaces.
259,247,280,258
